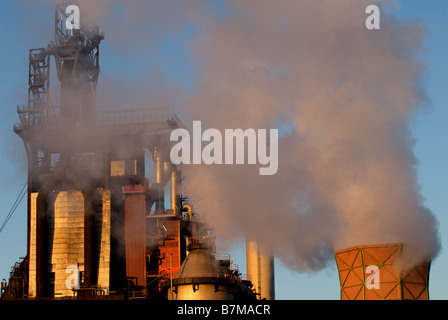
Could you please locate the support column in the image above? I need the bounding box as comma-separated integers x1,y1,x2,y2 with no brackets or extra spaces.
35,191,49,298
35,175,59,298
82,189,97,287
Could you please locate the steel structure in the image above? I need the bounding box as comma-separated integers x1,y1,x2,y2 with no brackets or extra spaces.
3,5,256,301
9,4,179,299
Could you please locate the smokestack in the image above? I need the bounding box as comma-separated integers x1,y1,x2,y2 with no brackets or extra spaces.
170,166,179,214
153,147,165,213
246,239,275,300
334,243,430,300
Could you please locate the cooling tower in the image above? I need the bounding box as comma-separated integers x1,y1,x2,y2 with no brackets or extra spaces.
334,244,430,300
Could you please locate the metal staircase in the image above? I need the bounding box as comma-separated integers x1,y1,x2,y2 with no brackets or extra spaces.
0,256,29,300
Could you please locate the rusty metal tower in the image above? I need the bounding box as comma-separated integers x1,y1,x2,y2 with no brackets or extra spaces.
4,4,256,302
12,5,184,299
15,5,103,135
13,6,106,298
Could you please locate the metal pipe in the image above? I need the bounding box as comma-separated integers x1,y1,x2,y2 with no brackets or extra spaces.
170,166,178,214
170,253,174,300
153,147,165,213
246,239,275,300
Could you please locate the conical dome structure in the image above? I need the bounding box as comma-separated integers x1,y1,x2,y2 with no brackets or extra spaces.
163,242,235,300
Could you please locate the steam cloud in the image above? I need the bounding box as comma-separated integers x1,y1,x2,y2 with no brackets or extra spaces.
51,0,440,272
182,0,440,272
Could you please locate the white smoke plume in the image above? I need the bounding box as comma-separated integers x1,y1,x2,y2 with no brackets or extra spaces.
44,0,440,272
181,0,440,272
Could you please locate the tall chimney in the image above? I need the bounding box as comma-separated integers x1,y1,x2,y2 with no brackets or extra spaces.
246,239,275,300
153,147,165,213
170,166,179,214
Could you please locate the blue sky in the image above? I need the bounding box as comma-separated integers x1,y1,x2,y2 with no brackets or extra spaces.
0,0,447,300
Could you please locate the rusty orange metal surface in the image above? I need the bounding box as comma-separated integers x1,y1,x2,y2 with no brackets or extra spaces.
124,185,147,288
334,244,430,300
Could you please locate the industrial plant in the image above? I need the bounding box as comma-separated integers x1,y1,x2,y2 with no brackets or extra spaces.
0,4,433,302
0,4,275,301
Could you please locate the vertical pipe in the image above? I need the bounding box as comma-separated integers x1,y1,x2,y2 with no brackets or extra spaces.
170,166,178,215
170,253,174,300
153,147,165,213
25,143,32,268
246,239,275,300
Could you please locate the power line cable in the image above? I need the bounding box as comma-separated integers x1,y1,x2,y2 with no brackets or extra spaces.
0,181,27,234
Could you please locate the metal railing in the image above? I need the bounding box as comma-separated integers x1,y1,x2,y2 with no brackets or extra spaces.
15,107,180,130
95,108,174,126
174,273,233,279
